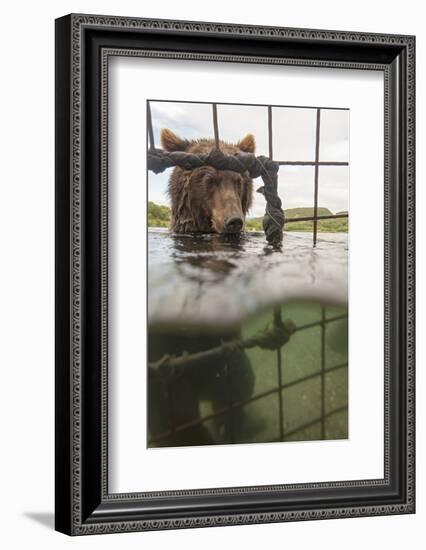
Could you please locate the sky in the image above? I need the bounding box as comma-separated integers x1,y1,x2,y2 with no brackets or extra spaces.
148,101,349,217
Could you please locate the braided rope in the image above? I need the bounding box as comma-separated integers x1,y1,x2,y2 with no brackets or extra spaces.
148,318,296,375
148,148,284,244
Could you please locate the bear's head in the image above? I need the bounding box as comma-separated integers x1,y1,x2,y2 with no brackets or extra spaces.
160,128,255,234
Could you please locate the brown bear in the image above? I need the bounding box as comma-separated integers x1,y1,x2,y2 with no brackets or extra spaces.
160,128,255,234
148,327,256,447
148,130,259,448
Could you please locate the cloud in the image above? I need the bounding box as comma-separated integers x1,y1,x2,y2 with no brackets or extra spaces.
148,172,170,206
319,109,350,162
272,107,317,161
150,101,213,147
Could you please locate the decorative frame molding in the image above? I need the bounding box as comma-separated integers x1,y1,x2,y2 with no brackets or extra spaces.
55,14,415,535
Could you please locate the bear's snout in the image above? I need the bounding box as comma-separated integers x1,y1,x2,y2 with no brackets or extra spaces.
224,216,244,233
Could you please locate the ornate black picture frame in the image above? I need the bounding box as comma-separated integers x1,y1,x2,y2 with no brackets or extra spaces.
55,14,415,535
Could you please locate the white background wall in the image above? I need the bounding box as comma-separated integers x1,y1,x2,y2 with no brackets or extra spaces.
0,0,422,547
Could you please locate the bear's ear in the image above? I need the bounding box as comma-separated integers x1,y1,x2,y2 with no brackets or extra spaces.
237,134,256,154
160,128,188,152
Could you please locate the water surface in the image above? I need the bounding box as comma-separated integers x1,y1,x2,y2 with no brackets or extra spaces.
148,228,348,329
147,229,348,447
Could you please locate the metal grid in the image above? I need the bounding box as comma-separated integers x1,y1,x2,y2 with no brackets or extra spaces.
147,309,348,445
147,100,349,446
147,100,349,246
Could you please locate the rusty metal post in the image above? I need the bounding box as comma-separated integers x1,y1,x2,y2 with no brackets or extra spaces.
320,307,326,439
147,101,155,150
268,105,285,440
268,105,273,160
212,103,220,149
225,359,236,444
313,108,321,246
274,307,285,441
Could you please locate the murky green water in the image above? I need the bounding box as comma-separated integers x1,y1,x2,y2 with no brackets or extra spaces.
148,229,348,448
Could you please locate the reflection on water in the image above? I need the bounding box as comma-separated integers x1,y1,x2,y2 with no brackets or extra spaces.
148,229,348,448
172,233,244,282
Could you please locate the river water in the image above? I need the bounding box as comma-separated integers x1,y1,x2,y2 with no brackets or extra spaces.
147,228,348,447
148,228,348,330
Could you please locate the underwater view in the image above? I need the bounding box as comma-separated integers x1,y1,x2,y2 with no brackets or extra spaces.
147,229,348,447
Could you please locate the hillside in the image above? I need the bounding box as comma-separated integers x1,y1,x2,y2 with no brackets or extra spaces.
245,206,348,233
284,207,333,218
148,202,348,233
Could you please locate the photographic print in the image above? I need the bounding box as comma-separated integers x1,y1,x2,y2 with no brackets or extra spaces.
147,100,349,448
56,15,415,534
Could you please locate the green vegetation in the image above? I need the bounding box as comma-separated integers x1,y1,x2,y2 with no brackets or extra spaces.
147,202,348,233
246,207,348,233
286,207,333,218
148,201,170,228
245,218,264,231
285,218,348,233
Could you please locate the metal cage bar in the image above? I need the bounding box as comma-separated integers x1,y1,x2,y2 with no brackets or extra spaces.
212,103,220,149
146,100,349,235
148,315,348,446
268,105,273,160
267,107,286,441
147,101,155,150
313,108,321,246
320,307,326,439
278,161,348,166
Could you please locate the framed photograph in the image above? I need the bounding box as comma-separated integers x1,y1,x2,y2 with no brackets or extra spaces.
55,14,415,535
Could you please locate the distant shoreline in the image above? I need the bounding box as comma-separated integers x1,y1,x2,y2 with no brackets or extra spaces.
148,201,349,233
